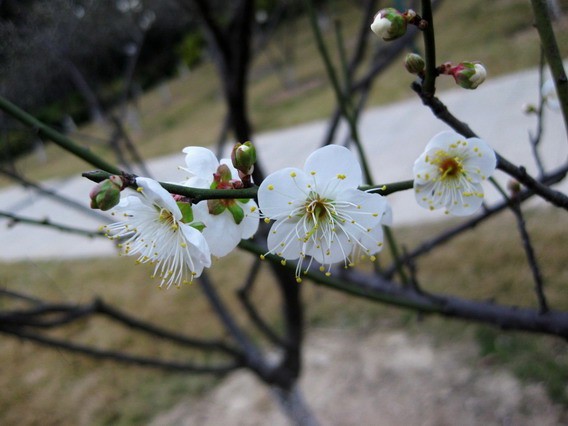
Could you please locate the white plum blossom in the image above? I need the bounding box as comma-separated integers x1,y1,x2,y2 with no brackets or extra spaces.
542,79,560,111
257,145,390,281
103,177,211,288
180,146,259,257
413,131,497,216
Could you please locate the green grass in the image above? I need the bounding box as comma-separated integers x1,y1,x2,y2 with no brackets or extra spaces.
3,0,567,187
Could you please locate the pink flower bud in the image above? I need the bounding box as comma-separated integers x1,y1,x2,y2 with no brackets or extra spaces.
447,62,487,90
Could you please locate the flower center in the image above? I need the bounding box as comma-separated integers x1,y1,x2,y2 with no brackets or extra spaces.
305,194,331,222
438,156,462,179
159,208,178,231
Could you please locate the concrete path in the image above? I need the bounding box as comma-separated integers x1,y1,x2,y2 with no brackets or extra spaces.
1,66,567,261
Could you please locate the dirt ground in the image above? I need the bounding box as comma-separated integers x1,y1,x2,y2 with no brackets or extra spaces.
150,328,567,426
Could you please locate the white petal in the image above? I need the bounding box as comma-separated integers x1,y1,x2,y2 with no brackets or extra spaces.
414,181,444,211
182,146,219,180
309,230,353,265
267,219,303,260
424,131,465,151
447,182,485,216
239,200,260,239
413,150,440,184
462,138,497,181
135,177,181,219
179,224,212,271
180,175,211,189
335,188,388,230
258,167,309,218
304,145,362,194
204,213,243,257
352,224,385,258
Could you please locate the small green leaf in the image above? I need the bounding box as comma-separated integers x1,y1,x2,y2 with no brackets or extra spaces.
177,202,194,223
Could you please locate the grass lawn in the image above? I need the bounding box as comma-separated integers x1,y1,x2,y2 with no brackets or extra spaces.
1,207,567,424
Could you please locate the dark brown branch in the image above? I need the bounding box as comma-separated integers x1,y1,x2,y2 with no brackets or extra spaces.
0,167,109,222
237,258,287,347
0,210,105,238
0,293,242,357
0,326,240,374
509,196,549,313
385,164,568,275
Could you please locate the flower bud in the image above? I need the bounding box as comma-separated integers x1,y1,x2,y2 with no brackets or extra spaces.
522,103,537,115
404,53,425,74
370,8,407,41
89,175,123,211
448,62,487,90
542,79,560,111
231,141,256,175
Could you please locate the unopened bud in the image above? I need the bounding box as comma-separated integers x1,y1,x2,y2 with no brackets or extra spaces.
231,141,256,176
542,79,560,111
446,61,487,90
370,8,407,41
522,103,537,115
404,53,425,74
89,175,123,210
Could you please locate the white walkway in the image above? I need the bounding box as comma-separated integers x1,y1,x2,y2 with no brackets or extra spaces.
1,66,566,261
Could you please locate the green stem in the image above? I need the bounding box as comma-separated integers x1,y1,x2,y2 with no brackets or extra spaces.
529,0,568,139
362,179,415,195
420,0,437,96
83,170,258,202
84,171,414,201
0,95,121,174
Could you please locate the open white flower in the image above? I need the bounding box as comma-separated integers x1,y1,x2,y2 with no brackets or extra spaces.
181,146,259,257
257,145,390,281
413,131,497,216
103,177,211,288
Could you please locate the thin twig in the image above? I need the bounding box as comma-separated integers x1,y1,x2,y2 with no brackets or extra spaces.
237,258,287,347
0,326,240,374
0,210,105,238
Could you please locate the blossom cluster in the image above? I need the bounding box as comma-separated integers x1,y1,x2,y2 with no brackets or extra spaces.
93,130,496,289
101,148,259,288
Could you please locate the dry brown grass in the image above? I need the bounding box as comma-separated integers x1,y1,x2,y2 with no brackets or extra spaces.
1,206,567,424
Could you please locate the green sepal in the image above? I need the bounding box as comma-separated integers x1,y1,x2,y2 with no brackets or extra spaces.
177,202,194,223
208,199,226,215
227,203,244,225
190,221,206,232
